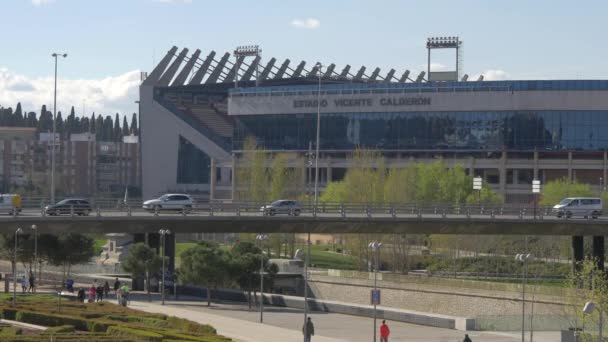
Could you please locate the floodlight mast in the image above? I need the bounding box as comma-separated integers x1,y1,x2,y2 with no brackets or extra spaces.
426,36,462,81
234,45,262,88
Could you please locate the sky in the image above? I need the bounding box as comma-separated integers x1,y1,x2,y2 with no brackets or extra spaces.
1,0,608,116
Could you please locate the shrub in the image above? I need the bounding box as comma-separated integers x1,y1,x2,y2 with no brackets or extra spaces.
2,308,17,320
0,326,22,336
15,310,89,331
107,326,163,342
167,316,217,335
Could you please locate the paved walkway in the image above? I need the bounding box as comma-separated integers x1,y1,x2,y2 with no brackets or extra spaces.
129,295,561,342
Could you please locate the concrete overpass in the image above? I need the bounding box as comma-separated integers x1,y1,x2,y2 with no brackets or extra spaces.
2,206,605,275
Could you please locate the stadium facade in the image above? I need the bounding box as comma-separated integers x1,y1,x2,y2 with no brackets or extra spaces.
140,46,608,203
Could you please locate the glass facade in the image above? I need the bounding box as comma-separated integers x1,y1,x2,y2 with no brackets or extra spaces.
177,135,210,184
234,110,608,151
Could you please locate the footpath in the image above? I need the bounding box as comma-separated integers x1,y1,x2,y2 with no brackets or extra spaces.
129,299,347,342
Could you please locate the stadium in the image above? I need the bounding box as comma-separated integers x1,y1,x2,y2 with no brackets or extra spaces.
139,43,608,203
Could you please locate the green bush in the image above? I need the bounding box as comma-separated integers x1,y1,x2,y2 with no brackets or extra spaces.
167,317,217,335
2,308,17,320
107,325,163,342
15,310,89,330
0,326,22,336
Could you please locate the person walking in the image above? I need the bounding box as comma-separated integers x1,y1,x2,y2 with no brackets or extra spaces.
463,333,472,342
103,281,110,297
113,277,121,295
28,272,35,293
21,276,27,293
380,320,390,342
302,317,315,342
88,285,96,303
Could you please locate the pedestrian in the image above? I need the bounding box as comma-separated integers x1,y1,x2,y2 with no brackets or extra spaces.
463,333,472,342
21,276,27,293
116,287,123,305
302,317,314,342
113,277,121,295
88,285,96,303
28,272,35,293
120,284,130,306
104,281,110,297
96,285,103,302
380,320,390,342
77,288,85,302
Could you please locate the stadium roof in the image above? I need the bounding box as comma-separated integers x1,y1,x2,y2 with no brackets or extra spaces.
142,46,430,88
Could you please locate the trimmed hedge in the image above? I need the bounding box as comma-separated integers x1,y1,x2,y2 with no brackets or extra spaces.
2,308,17,320
15,310,89,331
0,326,22,336
107,325,163,342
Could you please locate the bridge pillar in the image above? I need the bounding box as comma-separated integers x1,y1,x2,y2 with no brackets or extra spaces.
164,232,176,273
572,236,584,272
593,236,605,271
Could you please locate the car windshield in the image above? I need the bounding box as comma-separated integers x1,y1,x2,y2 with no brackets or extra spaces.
558,198,572,205
56,199,70,205
271,200,283,206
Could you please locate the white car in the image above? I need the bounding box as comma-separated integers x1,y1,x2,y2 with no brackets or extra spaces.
552,197,602,218
143,194,194,213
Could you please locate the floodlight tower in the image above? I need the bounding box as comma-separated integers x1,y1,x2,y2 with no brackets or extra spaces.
234,45,262,88
426,37,462,82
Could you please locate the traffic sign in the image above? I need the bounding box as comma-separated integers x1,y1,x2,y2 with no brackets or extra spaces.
371,289,381,305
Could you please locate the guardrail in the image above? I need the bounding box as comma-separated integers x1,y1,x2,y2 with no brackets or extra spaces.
4,200,603,222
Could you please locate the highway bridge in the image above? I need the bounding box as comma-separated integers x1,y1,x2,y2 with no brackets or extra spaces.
1,203,605,273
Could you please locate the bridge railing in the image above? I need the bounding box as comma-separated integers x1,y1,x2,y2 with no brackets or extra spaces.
9,198,574,220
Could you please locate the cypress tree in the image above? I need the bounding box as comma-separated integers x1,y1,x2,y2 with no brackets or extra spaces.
14,103,24,126
90,113,96,133
122,116,129,136
103,115,113,141
95,115,104,141
81,117,90,133
130,113,138,135
113,113,121,141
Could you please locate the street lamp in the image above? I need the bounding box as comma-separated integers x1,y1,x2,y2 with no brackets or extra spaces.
516,253,533,342
313,62,323,208
13,227,23,306
159,229,171,305
256,234,268,323
30,225,37,292
303,232,312,342
51,52,67,205
368,241,382,342
532,180,541,219
583,301,602,341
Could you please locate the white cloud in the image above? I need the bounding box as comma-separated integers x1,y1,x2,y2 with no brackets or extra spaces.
472,69,510,81
31,0,54,6
0,67,141,116
291,18,321,29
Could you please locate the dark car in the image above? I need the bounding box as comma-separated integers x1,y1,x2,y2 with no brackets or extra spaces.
45,198,92,216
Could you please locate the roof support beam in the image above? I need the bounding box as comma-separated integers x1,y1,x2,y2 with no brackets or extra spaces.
172,49,201,86
385,69,396,82
142,46,178,86
292,61,306,78
158,48,189,86
240,56,261,82
189,51,216,85
399,70,411,83
339,65,351,78
273,59,290,79
224,56,244,84
369,67,381,81
353,66,366,81
323,63,336,78
258,58,276,81
206,52,231,84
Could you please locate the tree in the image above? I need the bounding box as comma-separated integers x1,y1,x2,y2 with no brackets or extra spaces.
114,113,121,141
95,115,104,140
13,103,24,126
566,259,608,336
230,241,277,308
46,233,95,281
179,241,230,306
81,116,90,133
90,113,97,133
55,112,64,136
130,113,138,135
122,242,162,301
540,178,593,206
102,115,113,141
122,115,130,137
26,112,37,127
66,106,76,138
269,153,289,200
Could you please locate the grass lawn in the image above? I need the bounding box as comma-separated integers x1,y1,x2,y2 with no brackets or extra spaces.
295,244,357,270
0,293,231,341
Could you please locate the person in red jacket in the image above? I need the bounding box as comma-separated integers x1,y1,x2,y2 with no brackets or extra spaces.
380,320,390,342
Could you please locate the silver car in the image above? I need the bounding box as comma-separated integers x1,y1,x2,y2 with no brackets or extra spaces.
143,194,194,213
260,200,301,216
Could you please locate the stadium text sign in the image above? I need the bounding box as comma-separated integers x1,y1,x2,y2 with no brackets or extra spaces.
293,97,431,109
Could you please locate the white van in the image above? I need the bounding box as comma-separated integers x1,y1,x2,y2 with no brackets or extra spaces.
552,197,603,218
0,194,22,215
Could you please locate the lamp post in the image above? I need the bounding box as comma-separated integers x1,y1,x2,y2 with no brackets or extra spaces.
256,234,268,323
13,227,23,306
313,62,323,208
30,225,37,291
473,176,482,206
51,52,67,205
368,241,382,342
532,180,541,220
583,301,602,341
516,253,533,342
159,229,171,305
303,231,312,342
